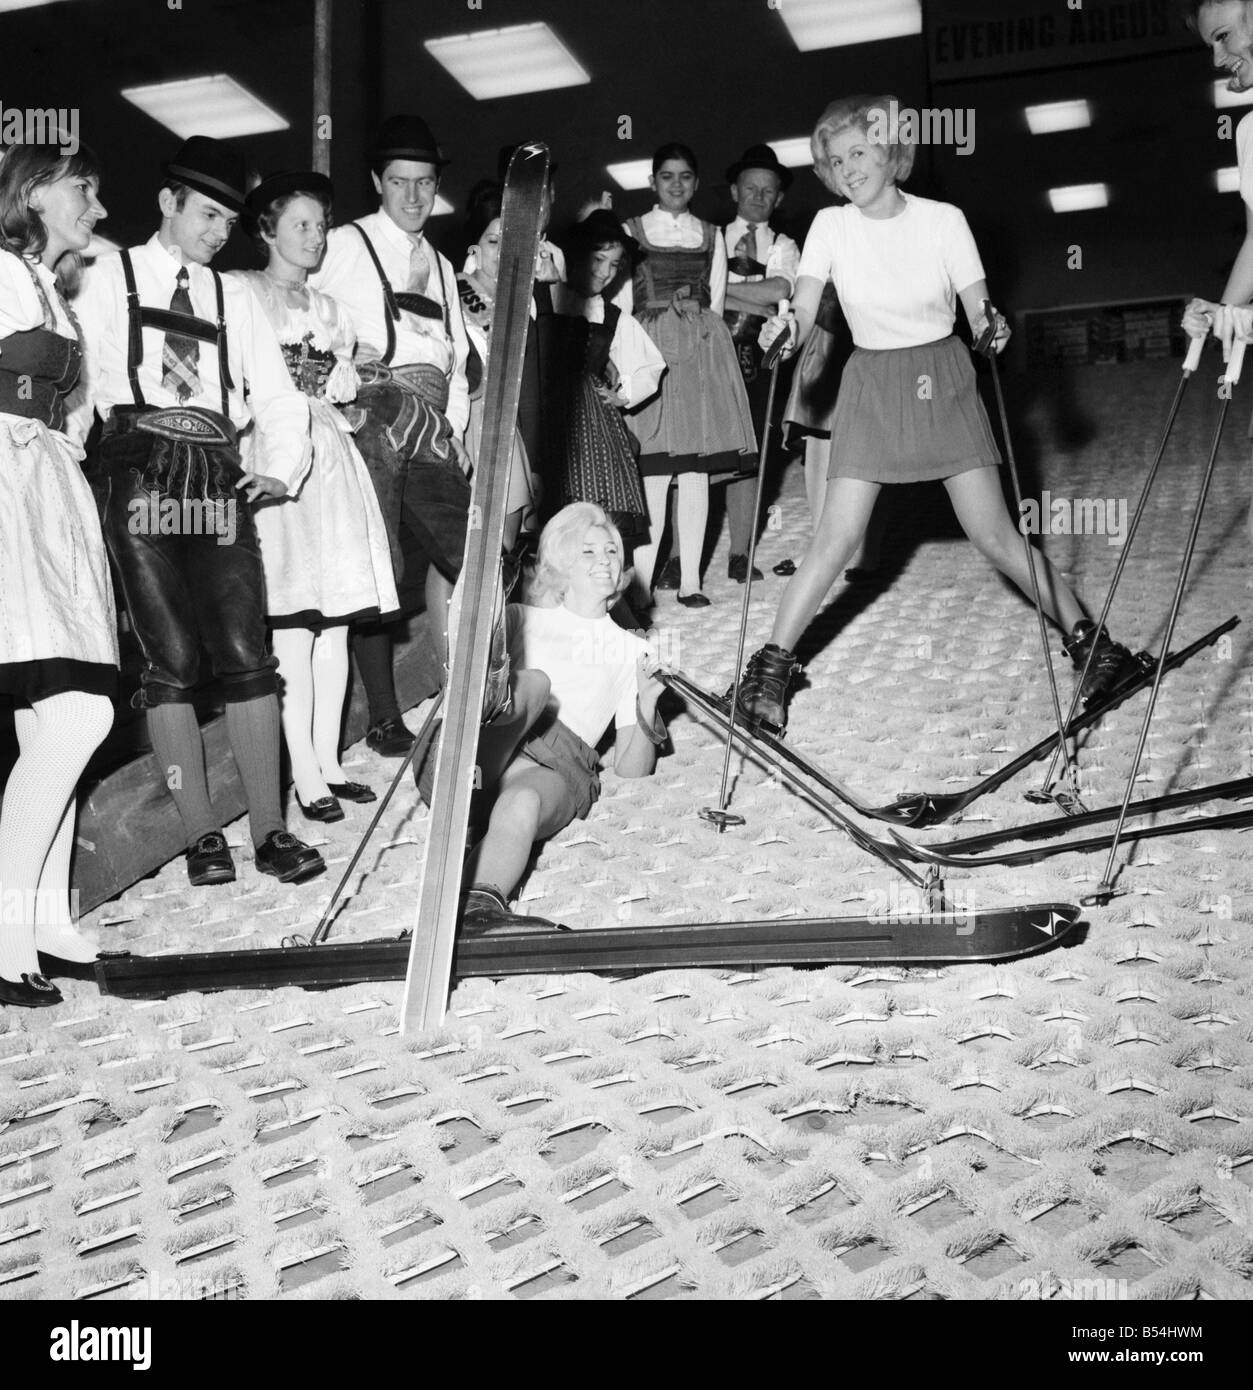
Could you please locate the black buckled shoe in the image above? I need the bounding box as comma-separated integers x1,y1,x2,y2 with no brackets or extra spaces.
727,553,763,583
0,972,63,1008
653,556,681,591
1064,621,1144,707
326,781,377,803
366,716,415,757
254,830,326,883
186,831,236,887
459,886,566,936
298,795,344,823
732,642,802,734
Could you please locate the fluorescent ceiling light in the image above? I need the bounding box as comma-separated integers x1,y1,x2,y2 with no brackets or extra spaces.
766,137,816,168
0,0,63,10
776,0,921,51
1048,182,1109,213
121,74,288,139
429,194,454,216
1213,79,1253,108
1025,99,1092,135
1216,166,1241,193
425,23,589,100
606,159,653,190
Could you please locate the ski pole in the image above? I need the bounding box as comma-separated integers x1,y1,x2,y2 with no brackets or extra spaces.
701,299,790,832
1083,336,1245,905
980,300,1083,809
1035,331,1207,799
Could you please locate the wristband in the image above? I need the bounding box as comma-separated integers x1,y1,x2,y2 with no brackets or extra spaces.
636,699,666,746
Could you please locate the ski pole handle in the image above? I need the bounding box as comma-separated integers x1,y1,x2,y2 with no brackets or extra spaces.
1225,336,1247,386
1183,334,1205,374
974,298,1001,356
762,298,792,371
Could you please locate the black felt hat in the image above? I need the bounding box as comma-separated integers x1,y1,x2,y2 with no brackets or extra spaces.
373,114,448,169
161,135,248,212
566,208,641,264
245,170,334,217
724,143,793,190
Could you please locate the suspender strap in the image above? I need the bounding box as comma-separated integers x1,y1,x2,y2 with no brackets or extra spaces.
353,222,398,364
120,249,146,408
119,251,233,414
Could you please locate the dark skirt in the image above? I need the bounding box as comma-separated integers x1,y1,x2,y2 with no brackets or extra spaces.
0,657,117,705
553,372,650,544
828,335,1001,484
520,714,601,827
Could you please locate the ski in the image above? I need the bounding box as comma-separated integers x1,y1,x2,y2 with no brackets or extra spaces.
399,143,550,1034
919,776,1253,856
92,902,1082,1000
672,619,1236,829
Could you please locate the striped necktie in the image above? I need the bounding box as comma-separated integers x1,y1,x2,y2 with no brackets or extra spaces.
162,267,201,402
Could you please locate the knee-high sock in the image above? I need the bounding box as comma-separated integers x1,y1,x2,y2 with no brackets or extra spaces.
352,627,400,726
0,692,112,981
311,627,350,784
147,702,218,847
676,472,709,594
224,694,285,847
632,474,673,594
725,474,757,557
33,796,98,963
273,628,328,805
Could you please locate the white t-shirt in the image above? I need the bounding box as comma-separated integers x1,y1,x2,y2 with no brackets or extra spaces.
796,193,985,350
507,602,646,750
1238,111,1253,211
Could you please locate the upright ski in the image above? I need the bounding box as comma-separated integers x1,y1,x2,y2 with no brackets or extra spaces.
399,143,550,1034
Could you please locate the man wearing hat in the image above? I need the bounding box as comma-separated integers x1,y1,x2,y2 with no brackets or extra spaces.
70,135,326,888
720,144,800,582
310,114,473,758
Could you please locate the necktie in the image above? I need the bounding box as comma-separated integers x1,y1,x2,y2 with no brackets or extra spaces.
161,267,201,402
406,238,430,294
735,224,757,263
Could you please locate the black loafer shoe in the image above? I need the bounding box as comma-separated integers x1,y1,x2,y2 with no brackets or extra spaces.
653,556,681,591
36,951,100,981
727,553,763,583
459,886,567,936
298,795,344,823
254,830,326,883
0,972,63,1008
677,591,711,608
366,716,415,757
186,831,236,887
326,781,376,803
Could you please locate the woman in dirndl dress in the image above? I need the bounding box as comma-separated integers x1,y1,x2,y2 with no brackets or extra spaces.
0,143,117,1006
625,143,755,606
234,172,400,823
546,211,664,546
734,94,1142,734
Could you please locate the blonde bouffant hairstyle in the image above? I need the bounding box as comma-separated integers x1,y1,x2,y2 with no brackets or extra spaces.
811,94,916,198
528,502,633,606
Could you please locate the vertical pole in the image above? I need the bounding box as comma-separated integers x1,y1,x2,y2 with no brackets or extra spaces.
312,0,332,175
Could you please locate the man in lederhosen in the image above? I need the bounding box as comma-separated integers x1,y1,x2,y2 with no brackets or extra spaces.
72,136,325,887
719,144,799,582
311,114,473,757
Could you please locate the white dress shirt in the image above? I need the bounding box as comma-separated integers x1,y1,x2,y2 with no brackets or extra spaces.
723,217,800,297
617,206,728,318
311,209,470,437
69,235,313,493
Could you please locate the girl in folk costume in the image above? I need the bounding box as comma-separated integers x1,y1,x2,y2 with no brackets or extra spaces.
736,96,1141,733
0,144,117,1006
233,173,399,823
547,211,665,545
625,143,756,607
457,180,539,550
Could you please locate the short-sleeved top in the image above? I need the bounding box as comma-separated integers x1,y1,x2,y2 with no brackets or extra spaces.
1237,111,1253,210
796,193,985,350
507,602,646,749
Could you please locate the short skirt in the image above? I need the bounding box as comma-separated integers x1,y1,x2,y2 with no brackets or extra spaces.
828,335,1001,484
519,714,601,826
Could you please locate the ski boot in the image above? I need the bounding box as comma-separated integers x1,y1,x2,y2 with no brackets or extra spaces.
1064,620,1142,707
732,643,802,734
